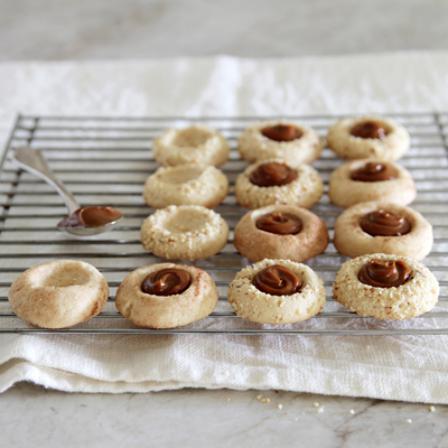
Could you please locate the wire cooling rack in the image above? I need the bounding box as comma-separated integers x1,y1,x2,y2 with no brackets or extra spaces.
0,113,447,336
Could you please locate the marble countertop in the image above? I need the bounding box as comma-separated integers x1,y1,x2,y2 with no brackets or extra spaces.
1,1,448,446
3,384,447,447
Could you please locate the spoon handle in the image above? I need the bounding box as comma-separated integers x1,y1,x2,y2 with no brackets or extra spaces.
11,148,80,214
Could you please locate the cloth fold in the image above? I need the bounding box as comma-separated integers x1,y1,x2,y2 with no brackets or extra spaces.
1,52,448,402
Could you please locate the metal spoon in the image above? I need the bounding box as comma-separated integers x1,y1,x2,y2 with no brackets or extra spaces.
11,148,123,237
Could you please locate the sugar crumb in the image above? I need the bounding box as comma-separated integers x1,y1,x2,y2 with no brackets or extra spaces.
256,394,271,404
277,403,283,410
349,409,356,415
406,418,413,424
429,405,436,413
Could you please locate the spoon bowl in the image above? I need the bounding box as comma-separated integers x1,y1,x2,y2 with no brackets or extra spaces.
57,205,123,237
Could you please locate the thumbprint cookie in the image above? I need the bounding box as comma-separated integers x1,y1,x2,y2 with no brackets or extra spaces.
9,260,108,329
327,116,410,161
329,159,416,208
141,205,229,260
234,204,328,262
333,253,439,320
235,159,323,209
228,259,325,324
144,164,228,208
333,202,433,260
154,125,230,167
238,121,322,165
116,263,218,328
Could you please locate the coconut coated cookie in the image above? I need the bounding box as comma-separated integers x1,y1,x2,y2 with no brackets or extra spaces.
238,121,323,165
228,259,325,324
333,253,439,320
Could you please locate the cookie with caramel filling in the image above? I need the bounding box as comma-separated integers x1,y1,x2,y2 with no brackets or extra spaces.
333,201,433,260
333,253,439,320
228,259,325,324
238,121,322,166
235,159,323,209
327,116,410,161
116,263,218,328
329,159,416,208
234,205,328,262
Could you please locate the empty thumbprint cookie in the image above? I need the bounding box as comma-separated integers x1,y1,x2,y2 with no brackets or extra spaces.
144,164,228,208
141,205,229,260
334,202,433,260
234,205,328,262
228,259,325,324
235,159,323,209
154,125,230,167
333,253,439,320
238,121,322,165
8,260,108,329
327,116,410,161
329,159,416,208
116,263,218,328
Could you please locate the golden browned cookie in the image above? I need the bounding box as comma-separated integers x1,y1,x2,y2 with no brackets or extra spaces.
9,260,108,329
228,259,325,324
329,159,416,208
333,201,433,260
116,263,218,328
234,204,328,262
333,253,439,320
327,116,410,160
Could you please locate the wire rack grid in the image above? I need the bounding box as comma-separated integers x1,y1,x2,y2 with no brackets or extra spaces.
0,112,447,336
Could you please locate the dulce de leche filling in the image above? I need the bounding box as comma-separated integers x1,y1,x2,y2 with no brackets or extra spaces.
255,212,302,235
250,162,298,187
358,259,412,288
350,120,390,139
261,124,303,142
360,210,412,236
59,206,122,228
350,162,398,182
141,268,192,296
252,264,302,296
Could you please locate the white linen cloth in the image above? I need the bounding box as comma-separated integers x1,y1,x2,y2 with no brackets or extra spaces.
1,52,448,402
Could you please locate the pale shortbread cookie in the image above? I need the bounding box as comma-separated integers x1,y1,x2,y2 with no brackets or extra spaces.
154,125,230,167
235,159,323,209
333,253,439,320
327,116,410,160
238,121,323,165
9,260,108,329
234,205,328,262
143,164,228,209
228,259,325,324
141,205,229,260
329,159,416,208
116,263,218,328
334,202,433,260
